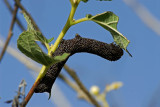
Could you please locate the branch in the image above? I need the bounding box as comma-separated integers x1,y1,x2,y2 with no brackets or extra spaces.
59,73,92,103
0,1,19,62
63,65,100,107
3,0,25,31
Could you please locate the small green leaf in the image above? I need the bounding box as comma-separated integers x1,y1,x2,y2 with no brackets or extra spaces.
18,12,70,65
23,12,48,44
53,53,70,64
46,37,54,44
23,11,35,31
17,31,70,65
17,31,51,65
86,11,130,51
34,31,48,44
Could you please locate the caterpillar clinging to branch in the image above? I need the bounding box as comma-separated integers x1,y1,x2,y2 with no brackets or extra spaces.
35,34,123,93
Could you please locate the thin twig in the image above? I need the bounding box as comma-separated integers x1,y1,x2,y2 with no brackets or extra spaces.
24,80,40,106
4,0,25,31
63,65,101,107
0,1,19,62
59,74,92,103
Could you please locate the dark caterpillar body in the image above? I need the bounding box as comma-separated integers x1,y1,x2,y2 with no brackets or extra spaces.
34,34,123,93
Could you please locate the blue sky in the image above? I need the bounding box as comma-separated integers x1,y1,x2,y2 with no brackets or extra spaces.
0,0,160,107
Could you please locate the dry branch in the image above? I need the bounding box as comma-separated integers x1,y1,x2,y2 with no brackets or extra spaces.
0,1,19,62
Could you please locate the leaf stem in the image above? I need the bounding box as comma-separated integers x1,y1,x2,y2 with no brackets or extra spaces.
96,94,109,107
45,43,50,51
24,65,49,106
35,65,49,82
69,0,74,6
49,4,78,55
48,20,70,55
71,17,89,25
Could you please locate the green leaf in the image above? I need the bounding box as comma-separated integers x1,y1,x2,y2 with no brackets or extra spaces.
86,11,130,51
17,31,70,65
18,12,70,65
23,11,48,44
23,12,35,31
46,37,54,44
53,53,70,64
34,31,48,43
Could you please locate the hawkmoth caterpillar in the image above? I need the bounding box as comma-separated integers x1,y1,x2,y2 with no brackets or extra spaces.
35,34,123,93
